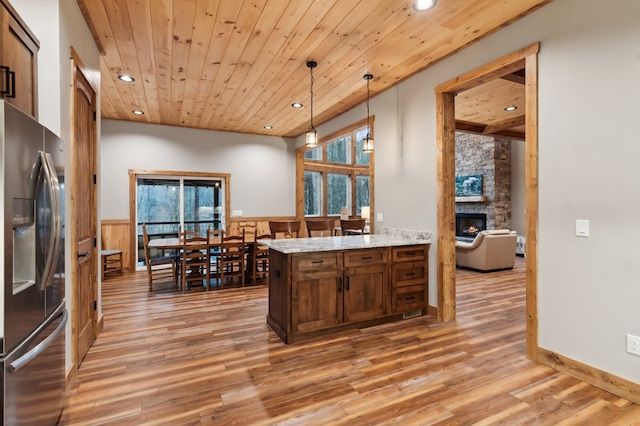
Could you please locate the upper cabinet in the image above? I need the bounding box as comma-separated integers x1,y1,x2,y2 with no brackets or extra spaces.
0,0,38,118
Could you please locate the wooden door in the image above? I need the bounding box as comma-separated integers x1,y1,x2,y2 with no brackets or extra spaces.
344,264,387,323
292,270,342,333
71,52,97,365
0,2,38,117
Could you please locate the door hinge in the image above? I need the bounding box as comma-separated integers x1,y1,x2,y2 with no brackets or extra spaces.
93,301,97,311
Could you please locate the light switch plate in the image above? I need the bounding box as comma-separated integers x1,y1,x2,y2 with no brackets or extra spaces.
232,210,243,217
576,219,589,237
376,213,383,223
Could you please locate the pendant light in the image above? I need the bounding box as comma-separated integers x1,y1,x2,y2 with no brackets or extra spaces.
305,61,318,147
363,74,374,153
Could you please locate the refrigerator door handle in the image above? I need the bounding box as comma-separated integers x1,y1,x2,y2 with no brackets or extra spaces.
37,151,63,291
8,308,68,373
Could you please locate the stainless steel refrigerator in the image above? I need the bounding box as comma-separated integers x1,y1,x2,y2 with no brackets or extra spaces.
0,100,67,425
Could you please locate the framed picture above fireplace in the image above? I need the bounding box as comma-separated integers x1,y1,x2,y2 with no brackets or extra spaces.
455,174,483,197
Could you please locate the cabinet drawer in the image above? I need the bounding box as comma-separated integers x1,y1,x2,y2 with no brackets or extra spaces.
392,246,426,263
392,285,426,313
292,252,341,273
392,261,426,287
344,248,387,267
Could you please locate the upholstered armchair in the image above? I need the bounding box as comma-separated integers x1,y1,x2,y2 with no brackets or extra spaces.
455,229,517,271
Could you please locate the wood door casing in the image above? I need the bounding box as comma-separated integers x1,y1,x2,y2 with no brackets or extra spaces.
71,50,97,367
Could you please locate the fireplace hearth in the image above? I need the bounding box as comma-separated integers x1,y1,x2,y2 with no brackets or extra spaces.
456,213,487,237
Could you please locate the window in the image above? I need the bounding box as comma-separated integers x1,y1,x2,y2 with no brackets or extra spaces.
131,171,229,268
297,119,374,222
304,170,322,216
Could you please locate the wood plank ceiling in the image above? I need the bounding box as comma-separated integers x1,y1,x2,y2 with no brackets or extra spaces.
76,0,552,139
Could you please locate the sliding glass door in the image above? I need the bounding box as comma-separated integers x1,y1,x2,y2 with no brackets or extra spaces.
136,176,225,267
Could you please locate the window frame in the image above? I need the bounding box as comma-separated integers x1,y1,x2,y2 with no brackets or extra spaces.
128,169,231,270
296,118,374,231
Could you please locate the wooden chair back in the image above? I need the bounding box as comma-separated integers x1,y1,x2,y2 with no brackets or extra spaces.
179,229,210,292
305,218,335,237
142,223,176,291
253,233,271,284
340,218,366,235
218,229,246,288
207,228,224,283
269,220,300,239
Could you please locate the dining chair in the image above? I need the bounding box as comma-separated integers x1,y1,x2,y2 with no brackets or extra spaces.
142,224,176,291
269,220,300,239
207,228,224,289
305,218,335,237
179,229,210,292
340,218,366,235
218,229,245,289
252,233,271,285
100,235,123,281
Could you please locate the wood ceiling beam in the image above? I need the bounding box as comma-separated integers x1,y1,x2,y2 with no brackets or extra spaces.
500,69,525,85
455,119,525,141
483,114,526,134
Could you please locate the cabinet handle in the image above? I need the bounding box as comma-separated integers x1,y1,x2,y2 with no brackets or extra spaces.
77,251,90,258
7,69,15,98
0,66,11,96
312,260,324,264
406,296,416,301
346,276,350,291
338,277,342,292
405,272,416,276
361,256,372,260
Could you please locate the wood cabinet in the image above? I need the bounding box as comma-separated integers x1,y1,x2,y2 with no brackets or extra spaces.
0,0,38,117
343,249,388,323
267,242,428,343
391,245,429,314
292,252,343,332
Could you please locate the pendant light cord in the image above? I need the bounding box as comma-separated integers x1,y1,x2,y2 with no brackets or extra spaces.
366,77,370,134
310,65,315,129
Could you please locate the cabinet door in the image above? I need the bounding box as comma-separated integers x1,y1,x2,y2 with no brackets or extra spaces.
344,264,387,323
1,5,38,117
293,270,343,332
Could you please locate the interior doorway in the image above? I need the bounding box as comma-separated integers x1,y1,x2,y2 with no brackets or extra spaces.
70,48,98,367
435,43,540,360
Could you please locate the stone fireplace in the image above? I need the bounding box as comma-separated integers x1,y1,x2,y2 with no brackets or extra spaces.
456,213,487,238
455,132,512,230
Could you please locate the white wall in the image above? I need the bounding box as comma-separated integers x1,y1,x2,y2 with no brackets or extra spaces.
100,119,296,219
308,0,640,384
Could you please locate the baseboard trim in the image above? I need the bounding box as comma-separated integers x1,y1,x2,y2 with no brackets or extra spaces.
427,304,438,318
537,347,640,404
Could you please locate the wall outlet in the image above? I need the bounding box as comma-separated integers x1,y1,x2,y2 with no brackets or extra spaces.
231,210,243,217
376,212,383,223
627,334,640,356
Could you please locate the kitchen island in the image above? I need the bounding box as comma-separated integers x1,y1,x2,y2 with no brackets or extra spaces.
259,234,430,344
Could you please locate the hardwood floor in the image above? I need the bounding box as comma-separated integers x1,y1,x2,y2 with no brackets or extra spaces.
59,258,640,425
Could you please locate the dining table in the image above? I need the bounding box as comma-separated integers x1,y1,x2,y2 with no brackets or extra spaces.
147,234,259,286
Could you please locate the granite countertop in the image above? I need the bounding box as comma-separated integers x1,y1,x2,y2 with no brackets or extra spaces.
258,234,431,254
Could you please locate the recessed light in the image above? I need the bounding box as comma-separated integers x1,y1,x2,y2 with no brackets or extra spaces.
291,103,303,108
504,105,517,111
264,125,273,130
413,0,437,12
118,74,135,82
132,110,144,115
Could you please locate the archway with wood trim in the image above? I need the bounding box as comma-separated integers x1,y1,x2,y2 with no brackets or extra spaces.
435,43,539,360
